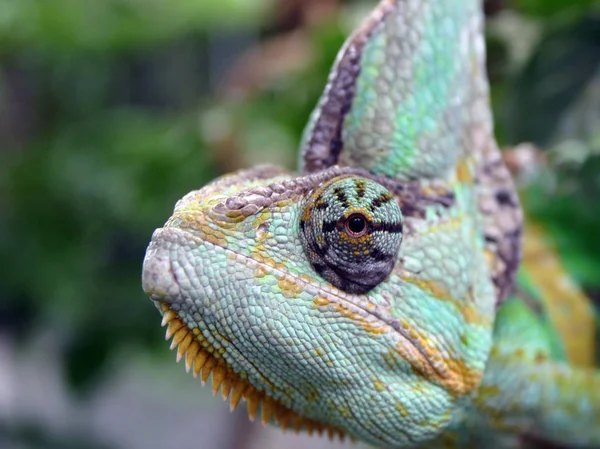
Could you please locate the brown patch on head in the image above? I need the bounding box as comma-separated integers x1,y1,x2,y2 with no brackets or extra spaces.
383,181,455,220
476,151,523,306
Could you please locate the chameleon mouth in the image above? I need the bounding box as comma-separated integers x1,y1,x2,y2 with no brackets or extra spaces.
158,302,347,440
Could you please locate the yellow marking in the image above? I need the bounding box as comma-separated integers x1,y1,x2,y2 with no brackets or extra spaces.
224,213,249,224
414,216,464,238
276,199,294,209
338,231,374,245
395,401,409,418
382,349,403,371
477,385,500,399
300,274,315,284
301,204,314,222
252,212,271,241
373,378,386,392
440,431,459,449
391,320,484,397
254,266,267,279
338,405,351,418
313,296,387,335
306,389,320,402
278,276,303,298
400,274,491,327
534,350,548,364
456,157,474,183
314,347,327,358
343,207,373,221
168,211,230,246
513,348,525,360
250,242,286,272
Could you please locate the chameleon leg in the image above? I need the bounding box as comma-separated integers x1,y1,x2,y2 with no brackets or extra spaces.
470,299,600,448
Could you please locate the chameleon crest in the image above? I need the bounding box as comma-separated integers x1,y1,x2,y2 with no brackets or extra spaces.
142,0,599,448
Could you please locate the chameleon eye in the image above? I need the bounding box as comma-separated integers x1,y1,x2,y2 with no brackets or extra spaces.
299,176,403,294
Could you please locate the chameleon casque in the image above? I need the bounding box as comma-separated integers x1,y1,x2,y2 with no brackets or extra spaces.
141,0,600,447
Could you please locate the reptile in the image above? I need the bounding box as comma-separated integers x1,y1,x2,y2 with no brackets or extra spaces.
141,0,600,447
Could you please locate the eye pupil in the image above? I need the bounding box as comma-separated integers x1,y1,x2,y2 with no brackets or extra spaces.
347,215,366,235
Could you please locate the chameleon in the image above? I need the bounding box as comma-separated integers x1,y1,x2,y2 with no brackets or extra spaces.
141,0,600,447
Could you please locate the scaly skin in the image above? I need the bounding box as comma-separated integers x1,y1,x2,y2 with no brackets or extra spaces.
141,0,600,447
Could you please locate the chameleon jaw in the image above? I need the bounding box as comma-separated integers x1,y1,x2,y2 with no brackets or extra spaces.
157,302,347,441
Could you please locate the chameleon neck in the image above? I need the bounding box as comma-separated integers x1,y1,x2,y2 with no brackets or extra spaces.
468,299,600,447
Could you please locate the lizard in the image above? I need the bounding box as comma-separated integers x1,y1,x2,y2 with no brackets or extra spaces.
141,0,600,447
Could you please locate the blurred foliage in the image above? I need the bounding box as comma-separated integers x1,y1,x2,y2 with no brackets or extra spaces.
0,0,276,395
512,0,597,18
493,2,600,289
0,0,273,51
0,0,599,446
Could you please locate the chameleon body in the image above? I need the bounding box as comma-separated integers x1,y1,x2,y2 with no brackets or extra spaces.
141,0,599,447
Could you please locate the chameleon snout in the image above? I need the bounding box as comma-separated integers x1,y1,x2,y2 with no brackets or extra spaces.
142,228,184,304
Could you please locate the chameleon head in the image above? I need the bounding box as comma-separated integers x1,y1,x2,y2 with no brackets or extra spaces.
142,165,497,447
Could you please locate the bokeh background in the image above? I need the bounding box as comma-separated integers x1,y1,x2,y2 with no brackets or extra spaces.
1,0,599,448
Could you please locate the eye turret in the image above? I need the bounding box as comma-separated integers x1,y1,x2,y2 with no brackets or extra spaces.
299,176,403,294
